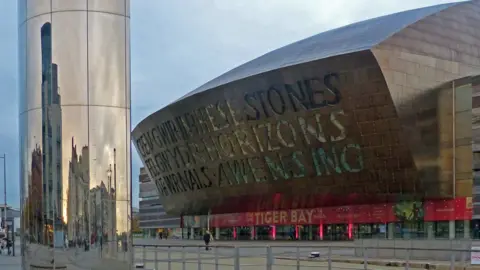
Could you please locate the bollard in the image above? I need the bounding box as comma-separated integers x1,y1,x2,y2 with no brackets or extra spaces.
234,246,240,270
168,246,171,270
296,246,300,270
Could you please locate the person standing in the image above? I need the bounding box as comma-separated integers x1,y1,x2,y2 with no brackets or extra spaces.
203,230,212,251
64,236,68,251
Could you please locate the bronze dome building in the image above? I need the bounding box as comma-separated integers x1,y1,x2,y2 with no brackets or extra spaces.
133,1,480,240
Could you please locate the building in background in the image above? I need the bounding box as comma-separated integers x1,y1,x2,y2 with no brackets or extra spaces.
40,22,63,242
19,1,132,269
138,167,181,238
0,205,21,236
67,138,89,243
133,0,480,248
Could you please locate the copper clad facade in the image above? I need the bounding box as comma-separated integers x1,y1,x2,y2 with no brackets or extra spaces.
18,1,132,269
132,1,480,216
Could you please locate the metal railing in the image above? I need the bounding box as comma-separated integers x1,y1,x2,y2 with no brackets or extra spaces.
133,244,476,270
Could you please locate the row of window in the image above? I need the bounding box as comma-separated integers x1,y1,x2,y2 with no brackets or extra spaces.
177,221,480,240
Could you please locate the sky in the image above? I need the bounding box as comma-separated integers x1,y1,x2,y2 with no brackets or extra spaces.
0,0,464,209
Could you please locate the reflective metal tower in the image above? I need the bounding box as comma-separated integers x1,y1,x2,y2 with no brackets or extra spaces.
18,1,132,269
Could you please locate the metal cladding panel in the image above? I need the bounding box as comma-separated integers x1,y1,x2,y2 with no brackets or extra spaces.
18,0,132,269
133,50,432,215
373,0,480,201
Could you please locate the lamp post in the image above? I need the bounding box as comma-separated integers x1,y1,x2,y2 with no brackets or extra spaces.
107,165,113,254
0,154,6,230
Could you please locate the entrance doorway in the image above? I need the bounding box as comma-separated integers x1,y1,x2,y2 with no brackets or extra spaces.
323,224,348,240
255,226,271,240
237,227,251,240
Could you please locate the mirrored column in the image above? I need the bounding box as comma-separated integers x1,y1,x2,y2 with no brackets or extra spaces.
18,1,131,269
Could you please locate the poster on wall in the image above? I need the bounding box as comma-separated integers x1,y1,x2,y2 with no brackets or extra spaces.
471,247,480,265
393,201,424,222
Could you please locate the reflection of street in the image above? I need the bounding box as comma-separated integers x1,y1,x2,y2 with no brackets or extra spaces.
23,241,130,270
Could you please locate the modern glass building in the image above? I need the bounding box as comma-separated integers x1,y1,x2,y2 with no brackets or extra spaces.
132,0,480,245
18,1,132,269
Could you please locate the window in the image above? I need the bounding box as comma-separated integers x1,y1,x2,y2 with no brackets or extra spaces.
434,221,449,238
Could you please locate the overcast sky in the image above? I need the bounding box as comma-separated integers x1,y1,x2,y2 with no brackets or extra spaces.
0,0,464,209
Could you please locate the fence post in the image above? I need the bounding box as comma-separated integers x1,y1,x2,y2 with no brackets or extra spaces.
182,246,186,270
450,252,455,270
142,245,146,266
266,246,273,270
328,246,332,270
404,248,410,270
363,247,368,270
234,246,240,270
154,247,158,270
296,245,300,270
214,246,219,270
198,245,202,270
168,246,171,270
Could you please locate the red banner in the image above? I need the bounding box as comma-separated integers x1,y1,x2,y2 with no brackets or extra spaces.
424,197,472,221
209,198,472,227
211,203,396,227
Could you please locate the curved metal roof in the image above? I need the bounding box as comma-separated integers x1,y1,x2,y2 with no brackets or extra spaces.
177,1,461,101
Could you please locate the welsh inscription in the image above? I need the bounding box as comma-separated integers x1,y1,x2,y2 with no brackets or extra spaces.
135,73,364,197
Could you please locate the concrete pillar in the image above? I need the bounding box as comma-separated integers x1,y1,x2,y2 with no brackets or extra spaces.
388,223,394,239
250,226,255,240
215,227,220,240
190,228,194,239
426,222,434,239
465,220,471,239
449,220,455,239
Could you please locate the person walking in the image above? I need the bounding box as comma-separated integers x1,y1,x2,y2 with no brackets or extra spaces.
0,237,5,254
64,236,68,251
203,230,212,251
6,238,12,255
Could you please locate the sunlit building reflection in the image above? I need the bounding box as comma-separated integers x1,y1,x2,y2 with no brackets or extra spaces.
67,138,89,245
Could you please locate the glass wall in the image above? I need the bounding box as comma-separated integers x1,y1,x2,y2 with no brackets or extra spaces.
18,1,131,270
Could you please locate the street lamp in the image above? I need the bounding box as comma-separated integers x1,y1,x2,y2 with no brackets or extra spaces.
107,165,113,254
0,154,6,230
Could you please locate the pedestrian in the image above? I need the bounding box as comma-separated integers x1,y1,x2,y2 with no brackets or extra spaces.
6,239,11,255
64,236,68,251
0,237,5,254
203,230,212,251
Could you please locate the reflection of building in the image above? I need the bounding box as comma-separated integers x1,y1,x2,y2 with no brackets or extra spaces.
133,1,480,244
138,167,181,237
26,145,43,242
40,22,63,230
67,138,89,241
89,182,109,242
19,0,132,269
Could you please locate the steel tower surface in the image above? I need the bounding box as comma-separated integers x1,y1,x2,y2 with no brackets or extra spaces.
18,1,132,269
